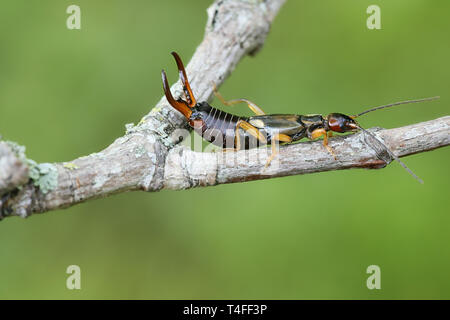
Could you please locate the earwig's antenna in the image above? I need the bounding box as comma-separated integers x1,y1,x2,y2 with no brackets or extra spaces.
351,95,440,182
353,96,440,118
358,126,423,184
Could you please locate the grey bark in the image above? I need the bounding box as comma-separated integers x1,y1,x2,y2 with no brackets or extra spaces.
0,0,448,220
0,142,29,195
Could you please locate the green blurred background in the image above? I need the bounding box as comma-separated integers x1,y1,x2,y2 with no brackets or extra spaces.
0,0,449,299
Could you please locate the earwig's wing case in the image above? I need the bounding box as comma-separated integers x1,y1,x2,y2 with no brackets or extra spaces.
248,114,304,136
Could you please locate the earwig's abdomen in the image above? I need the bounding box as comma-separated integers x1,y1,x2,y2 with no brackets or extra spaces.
189,102,245,148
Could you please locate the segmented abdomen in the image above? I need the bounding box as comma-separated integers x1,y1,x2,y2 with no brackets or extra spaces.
189,103,243,148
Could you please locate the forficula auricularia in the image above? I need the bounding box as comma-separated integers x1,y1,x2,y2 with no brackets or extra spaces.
161,52,439,183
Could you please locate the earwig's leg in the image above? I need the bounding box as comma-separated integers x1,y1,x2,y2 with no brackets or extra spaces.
311,128,337,160
171,52,197,107
323,132,337,160
234,119,267,150
326,132,336,157
234,124,242,152
265,133,292,168
213,83,266,116
222,148,235,153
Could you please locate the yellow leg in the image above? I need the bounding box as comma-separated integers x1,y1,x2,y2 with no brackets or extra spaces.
213,82,266,115
234,119,268,151
222,148,235,153
235,124,242,152
311,128,337,160
265,133,292,168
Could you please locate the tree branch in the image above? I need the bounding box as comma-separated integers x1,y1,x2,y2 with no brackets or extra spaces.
163,116,450,188
0,0,448,220
0,142,29,194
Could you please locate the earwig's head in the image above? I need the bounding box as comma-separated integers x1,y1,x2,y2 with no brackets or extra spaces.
326,113,359,133
323,96,439,183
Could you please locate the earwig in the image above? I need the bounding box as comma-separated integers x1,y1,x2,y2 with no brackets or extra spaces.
162,52,439,183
